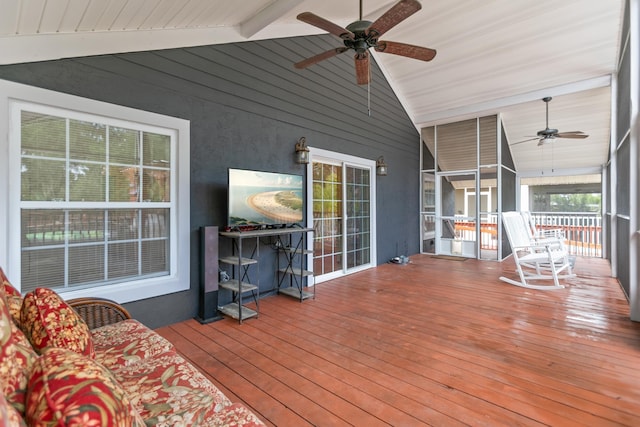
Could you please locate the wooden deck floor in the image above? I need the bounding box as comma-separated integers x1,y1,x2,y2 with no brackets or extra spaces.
155,255,640,426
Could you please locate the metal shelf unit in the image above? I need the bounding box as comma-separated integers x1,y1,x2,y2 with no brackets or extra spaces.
218,236,260,323
277,229,315,302
219,227,314,323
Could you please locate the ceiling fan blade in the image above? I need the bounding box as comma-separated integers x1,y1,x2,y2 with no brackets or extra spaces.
297,12,354,40
294,48,349,69
556,131,589,139
354,53,370,85
374,40,436,61
367,0,421,39
510,137,539,146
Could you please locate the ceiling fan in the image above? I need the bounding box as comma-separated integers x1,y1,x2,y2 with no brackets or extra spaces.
294,0,436,85
512,97,589,146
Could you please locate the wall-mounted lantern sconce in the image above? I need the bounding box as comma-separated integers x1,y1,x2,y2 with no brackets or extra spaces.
295,137,310,164
376,156,388,176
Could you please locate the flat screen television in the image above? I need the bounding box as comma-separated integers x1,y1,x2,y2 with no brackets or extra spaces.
227,168,304,228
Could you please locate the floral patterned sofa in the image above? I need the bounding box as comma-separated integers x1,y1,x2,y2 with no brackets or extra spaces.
0,268,265,426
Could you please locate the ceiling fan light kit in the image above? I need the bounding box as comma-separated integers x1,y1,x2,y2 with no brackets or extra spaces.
295,0,436,85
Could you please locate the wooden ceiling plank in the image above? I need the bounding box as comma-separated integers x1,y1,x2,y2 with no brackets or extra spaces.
122,0,166,30
165,0,215,29
140,0,186,30
0,0,21,35
75,0,110,32
239,0,304,38
91,0,127,31
56,0,91,33
109,0,154,30
17,0,46,34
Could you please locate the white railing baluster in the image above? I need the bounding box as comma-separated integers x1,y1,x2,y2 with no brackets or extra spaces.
531,211,602,257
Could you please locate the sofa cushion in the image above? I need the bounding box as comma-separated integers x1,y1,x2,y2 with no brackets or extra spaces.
91,319,175,369
21,287,95,358
25,347,145,427
0,289,37,415
0,267,23,327
212,403,265,427
112,351,232,426
0,392,27,427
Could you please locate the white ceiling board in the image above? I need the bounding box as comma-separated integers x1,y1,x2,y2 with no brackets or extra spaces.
93,0,129,31
0,0,20,34
385,1,621,117
39,0,70,33
0,0,625,178
16,0,46,34
135,0,182,30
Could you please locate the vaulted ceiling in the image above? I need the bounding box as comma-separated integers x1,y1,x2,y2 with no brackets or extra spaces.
0,0,624,176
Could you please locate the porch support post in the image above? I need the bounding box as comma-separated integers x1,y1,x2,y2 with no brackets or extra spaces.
629,0,639,321
609,75,617,277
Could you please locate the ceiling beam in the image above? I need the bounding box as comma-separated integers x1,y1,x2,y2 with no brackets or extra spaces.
0,26,246,65
517,166,604,178
239,0,304,38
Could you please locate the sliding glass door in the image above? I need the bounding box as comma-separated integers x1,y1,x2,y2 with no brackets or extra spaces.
309,149,376,283
312,162,343,278
344,165,371,270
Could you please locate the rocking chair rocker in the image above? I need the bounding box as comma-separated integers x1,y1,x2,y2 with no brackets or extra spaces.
500,211,575,290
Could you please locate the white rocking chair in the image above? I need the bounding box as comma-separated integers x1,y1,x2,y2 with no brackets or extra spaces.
520,211,575,269
500,211,575,290
521,211,565,241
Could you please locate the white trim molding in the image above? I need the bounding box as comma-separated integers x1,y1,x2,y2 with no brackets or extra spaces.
0,79,191,304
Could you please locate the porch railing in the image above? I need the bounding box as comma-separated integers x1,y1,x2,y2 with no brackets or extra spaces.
452,212,602,257
529,211,602,257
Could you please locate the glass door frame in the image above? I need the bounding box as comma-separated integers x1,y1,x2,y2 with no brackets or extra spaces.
435,170,479,258
307,147,377,283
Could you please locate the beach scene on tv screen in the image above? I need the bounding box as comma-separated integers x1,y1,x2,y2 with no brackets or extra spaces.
229,169,303,226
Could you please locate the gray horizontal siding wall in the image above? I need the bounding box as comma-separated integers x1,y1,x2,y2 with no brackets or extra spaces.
0,35,420,328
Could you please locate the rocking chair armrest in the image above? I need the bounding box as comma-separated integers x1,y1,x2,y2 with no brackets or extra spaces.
513,242,562,253
513,243,549,250
67,297,132,330
533,237,565,247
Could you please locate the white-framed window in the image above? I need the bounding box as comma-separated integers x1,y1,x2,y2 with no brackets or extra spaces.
0,79,190,303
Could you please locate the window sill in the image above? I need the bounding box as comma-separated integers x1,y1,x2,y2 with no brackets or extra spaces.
58,274,189,304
